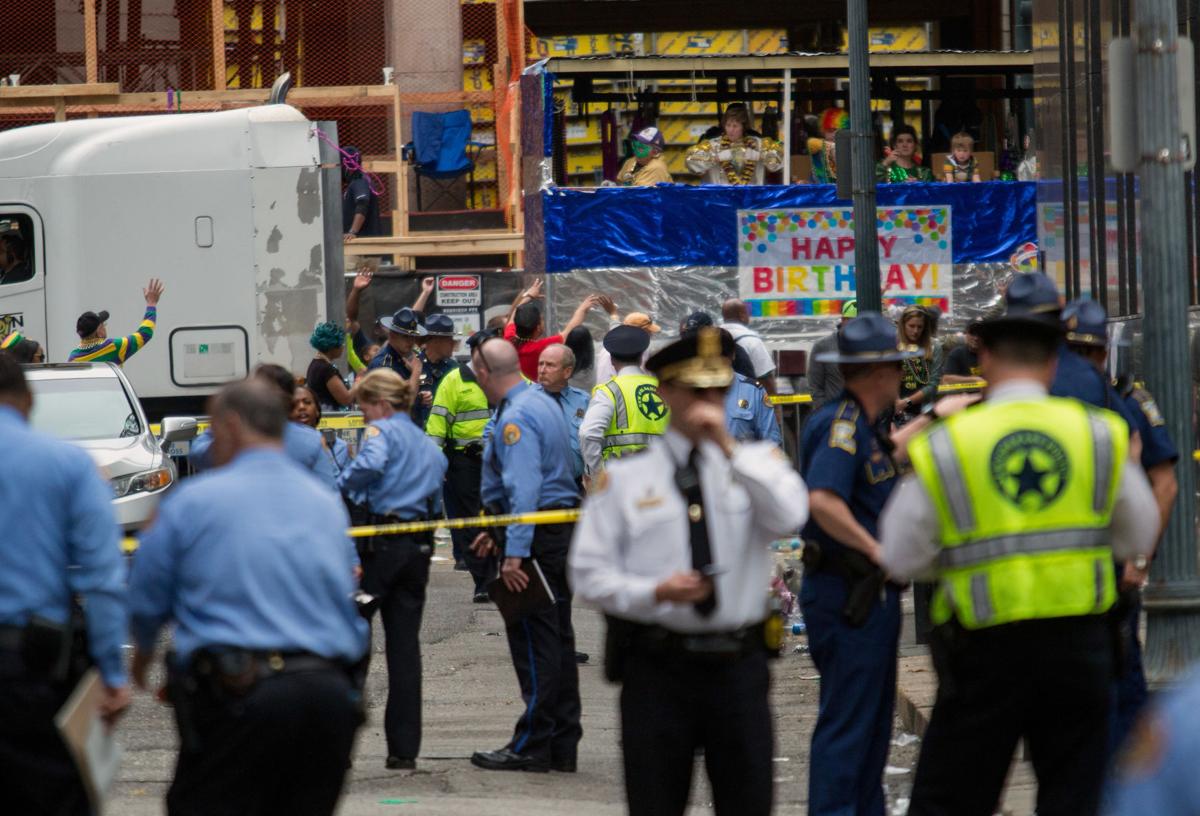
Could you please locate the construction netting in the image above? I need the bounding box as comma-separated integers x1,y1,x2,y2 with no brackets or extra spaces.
0,0,527,219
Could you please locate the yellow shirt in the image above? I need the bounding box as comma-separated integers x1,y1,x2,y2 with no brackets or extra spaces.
617,156,672,187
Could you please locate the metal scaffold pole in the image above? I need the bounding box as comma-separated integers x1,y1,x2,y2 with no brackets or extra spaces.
1135,0,1200,684
847,0,881,313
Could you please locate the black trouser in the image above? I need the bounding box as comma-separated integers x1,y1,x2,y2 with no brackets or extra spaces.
0,649,90,816
359,532,432,760
502,521,581,763
444,449,492,592
909,615,1114,816
167,667,360,816
620,646,773,816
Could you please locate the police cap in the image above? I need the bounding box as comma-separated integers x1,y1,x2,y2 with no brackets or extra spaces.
603,324,651,358
1061,299,1108,348
645,327,734,389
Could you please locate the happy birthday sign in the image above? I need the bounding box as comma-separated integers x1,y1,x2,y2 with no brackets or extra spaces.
737,206,953,318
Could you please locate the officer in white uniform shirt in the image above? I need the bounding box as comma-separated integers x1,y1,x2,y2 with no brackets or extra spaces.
569,327,808,816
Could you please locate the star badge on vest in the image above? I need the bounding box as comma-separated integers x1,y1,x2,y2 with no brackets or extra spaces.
635,383,667,420
990,430,1069,511
502,423,521,445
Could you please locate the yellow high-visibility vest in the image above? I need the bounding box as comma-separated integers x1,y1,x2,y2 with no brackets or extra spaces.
592,373,669,460
907,397,1127,630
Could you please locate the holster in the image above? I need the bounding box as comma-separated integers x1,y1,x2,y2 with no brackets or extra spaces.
165,656,204,753
603,615,638,683
21,601,91,687
802,541,885,628
1108,586,1138,679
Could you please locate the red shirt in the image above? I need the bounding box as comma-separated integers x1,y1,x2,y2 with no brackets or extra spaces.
504,322,564,381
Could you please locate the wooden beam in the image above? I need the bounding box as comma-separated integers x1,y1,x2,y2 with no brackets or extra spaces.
0,83,120,100
211,0,226,90
393,84,409,239
342,231,524,258
84,0,98,85
0,85,487,111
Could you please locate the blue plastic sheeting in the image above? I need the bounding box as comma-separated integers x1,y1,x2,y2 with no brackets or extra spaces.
542,181,1037,273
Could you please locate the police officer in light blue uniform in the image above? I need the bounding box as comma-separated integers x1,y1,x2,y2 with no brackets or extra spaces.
191,364,337,489
725,372,781,445
532,341,591,482
1105,665,1200,815
337,368,447,771
468,337,583,773
128,378,368,815
800,313,919,816
0,355,129,815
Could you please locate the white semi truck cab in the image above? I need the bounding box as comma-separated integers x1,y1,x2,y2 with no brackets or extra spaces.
0,104,345,417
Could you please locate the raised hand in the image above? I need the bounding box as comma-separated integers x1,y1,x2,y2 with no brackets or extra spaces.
144,278,165,306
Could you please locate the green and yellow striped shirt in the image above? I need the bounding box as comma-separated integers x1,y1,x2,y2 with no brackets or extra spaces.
69,306,156,365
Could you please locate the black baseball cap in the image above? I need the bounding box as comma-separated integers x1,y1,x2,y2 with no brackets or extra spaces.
76,310,109,338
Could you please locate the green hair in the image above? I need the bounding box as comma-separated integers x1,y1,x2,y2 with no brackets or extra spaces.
309,321,344,352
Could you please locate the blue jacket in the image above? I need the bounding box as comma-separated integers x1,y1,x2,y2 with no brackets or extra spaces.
0,406,127,686
129,447,369,665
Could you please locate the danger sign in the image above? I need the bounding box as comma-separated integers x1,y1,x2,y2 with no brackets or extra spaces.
437,275,482,307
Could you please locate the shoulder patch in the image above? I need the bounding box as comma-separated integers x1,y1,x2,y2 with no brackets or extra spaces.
830,419,857,454
1133,389,1166,427
503,423,522,445
834,399,862,423
365,425,382,438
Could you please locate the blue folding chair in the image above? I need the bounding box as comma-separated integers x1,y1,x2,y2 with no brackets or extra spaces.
404,109,489,211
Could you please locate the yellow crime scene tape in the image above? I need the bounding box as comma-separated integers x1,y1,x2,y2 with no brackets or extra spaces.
121,508,582,554
150,415,367,436
766,381,984,406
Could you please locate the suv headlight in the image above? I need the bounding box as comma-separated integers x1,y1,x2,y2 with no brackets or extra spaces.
111,467,173,498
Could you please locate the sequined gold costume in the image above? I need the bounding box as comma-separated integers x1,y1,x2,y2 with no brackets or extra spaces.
685,135,783,185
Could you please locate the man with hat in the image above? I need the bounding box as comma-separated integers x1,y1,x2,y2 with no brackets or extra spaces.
69,277,164,364
426,329,495,594
798,311,922,816
593,305,661,385
1061,298,1179,759
413,313,459,428
569,327,807,816
370,306,425,404
880,272,1159,816
805,299,858,408
580,324,669,478
342,145,382,242
617,127,673,187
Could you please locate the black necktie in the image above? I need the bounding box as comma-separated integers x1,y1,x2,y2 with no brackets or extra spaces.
675,448,716,617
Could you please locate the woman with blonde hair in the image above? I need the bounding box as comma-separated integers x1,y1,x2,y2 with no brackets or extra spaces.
335,368,447,772
893,305,943,424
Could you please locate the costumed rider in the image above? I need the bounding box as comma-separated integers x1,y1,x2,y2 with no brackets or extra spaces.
809,107,849,184
686,105,783,186
617,127,673,187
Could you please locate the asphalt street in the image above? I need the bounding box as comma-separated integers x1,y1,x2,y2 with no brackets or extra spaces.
107,554,923,815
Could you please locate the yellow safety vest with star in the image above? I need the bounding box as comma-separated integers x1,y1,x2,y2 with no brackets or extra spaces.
907,397,1127,630
592,373,669,460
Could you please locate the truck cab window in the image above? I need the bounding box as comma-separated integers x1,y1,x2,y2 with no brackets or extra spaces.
0,215,35,286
